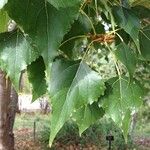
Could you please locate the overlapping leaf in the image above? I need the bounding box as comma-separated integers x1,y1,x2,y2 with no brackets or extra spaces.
47,0,83,9
6,0,81,64
60,13,92,57
113,6,140,51
139,25,150,60
27,57,47,101
72,102,104,135
101,77,143,139
0,30,40,89
115,43,137,77
48,59,105,146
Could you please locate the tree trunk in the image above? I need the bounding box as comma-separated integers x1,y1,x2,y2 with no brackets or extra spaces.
0,70,15,150
9,86,19,149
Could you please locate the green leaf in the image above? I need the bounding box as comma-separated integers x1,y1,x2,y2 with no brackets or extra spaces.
60,13,92,57
0,9,9,33
113,6,140,52
122,110,131,143
139,25,150,60
72,102,104,135
133,6,150,19
114,43,137,77
95,22,105,34
101,77,143,140
0,30,40,89
115,29,130,45
27,57,47,101
100,0,116,30
47,0,83,9
129,0,150,9
49,59,105,146
6,0,80,64
0,0,7,9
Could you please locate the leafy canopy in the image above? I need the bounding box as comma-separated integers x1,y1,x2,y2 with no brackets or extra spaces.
0,0,149,147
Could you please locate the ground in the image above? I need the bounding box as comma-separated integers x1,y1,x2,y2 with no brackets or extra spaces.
14,128,100,150
14,113,150,150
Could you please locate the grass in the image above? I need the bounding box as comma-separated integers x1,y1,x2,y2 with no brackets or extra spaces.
14,112,50,130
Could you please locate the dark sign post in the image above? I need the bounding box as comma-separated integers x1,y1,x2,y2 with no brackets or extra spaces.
33,121,36,142
106,133,114,150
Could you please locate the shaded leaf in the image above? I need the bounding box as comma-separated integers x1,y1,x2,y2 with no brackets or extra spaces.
6,0,80,64
113,6,140,51
139,25,150,60
60,13,92,57
115,29,130,45
27,57,47,101
114,43,137,77
0,30,40,89
95,22,105,34
72,102,104,135
47,0,83,9
49,59,105,146
100,0,116,30
133,6,150,19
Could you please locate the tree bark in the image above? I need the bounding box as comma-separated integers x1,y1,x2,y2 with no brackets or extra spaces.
8,86,19,149
0,70,18,150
